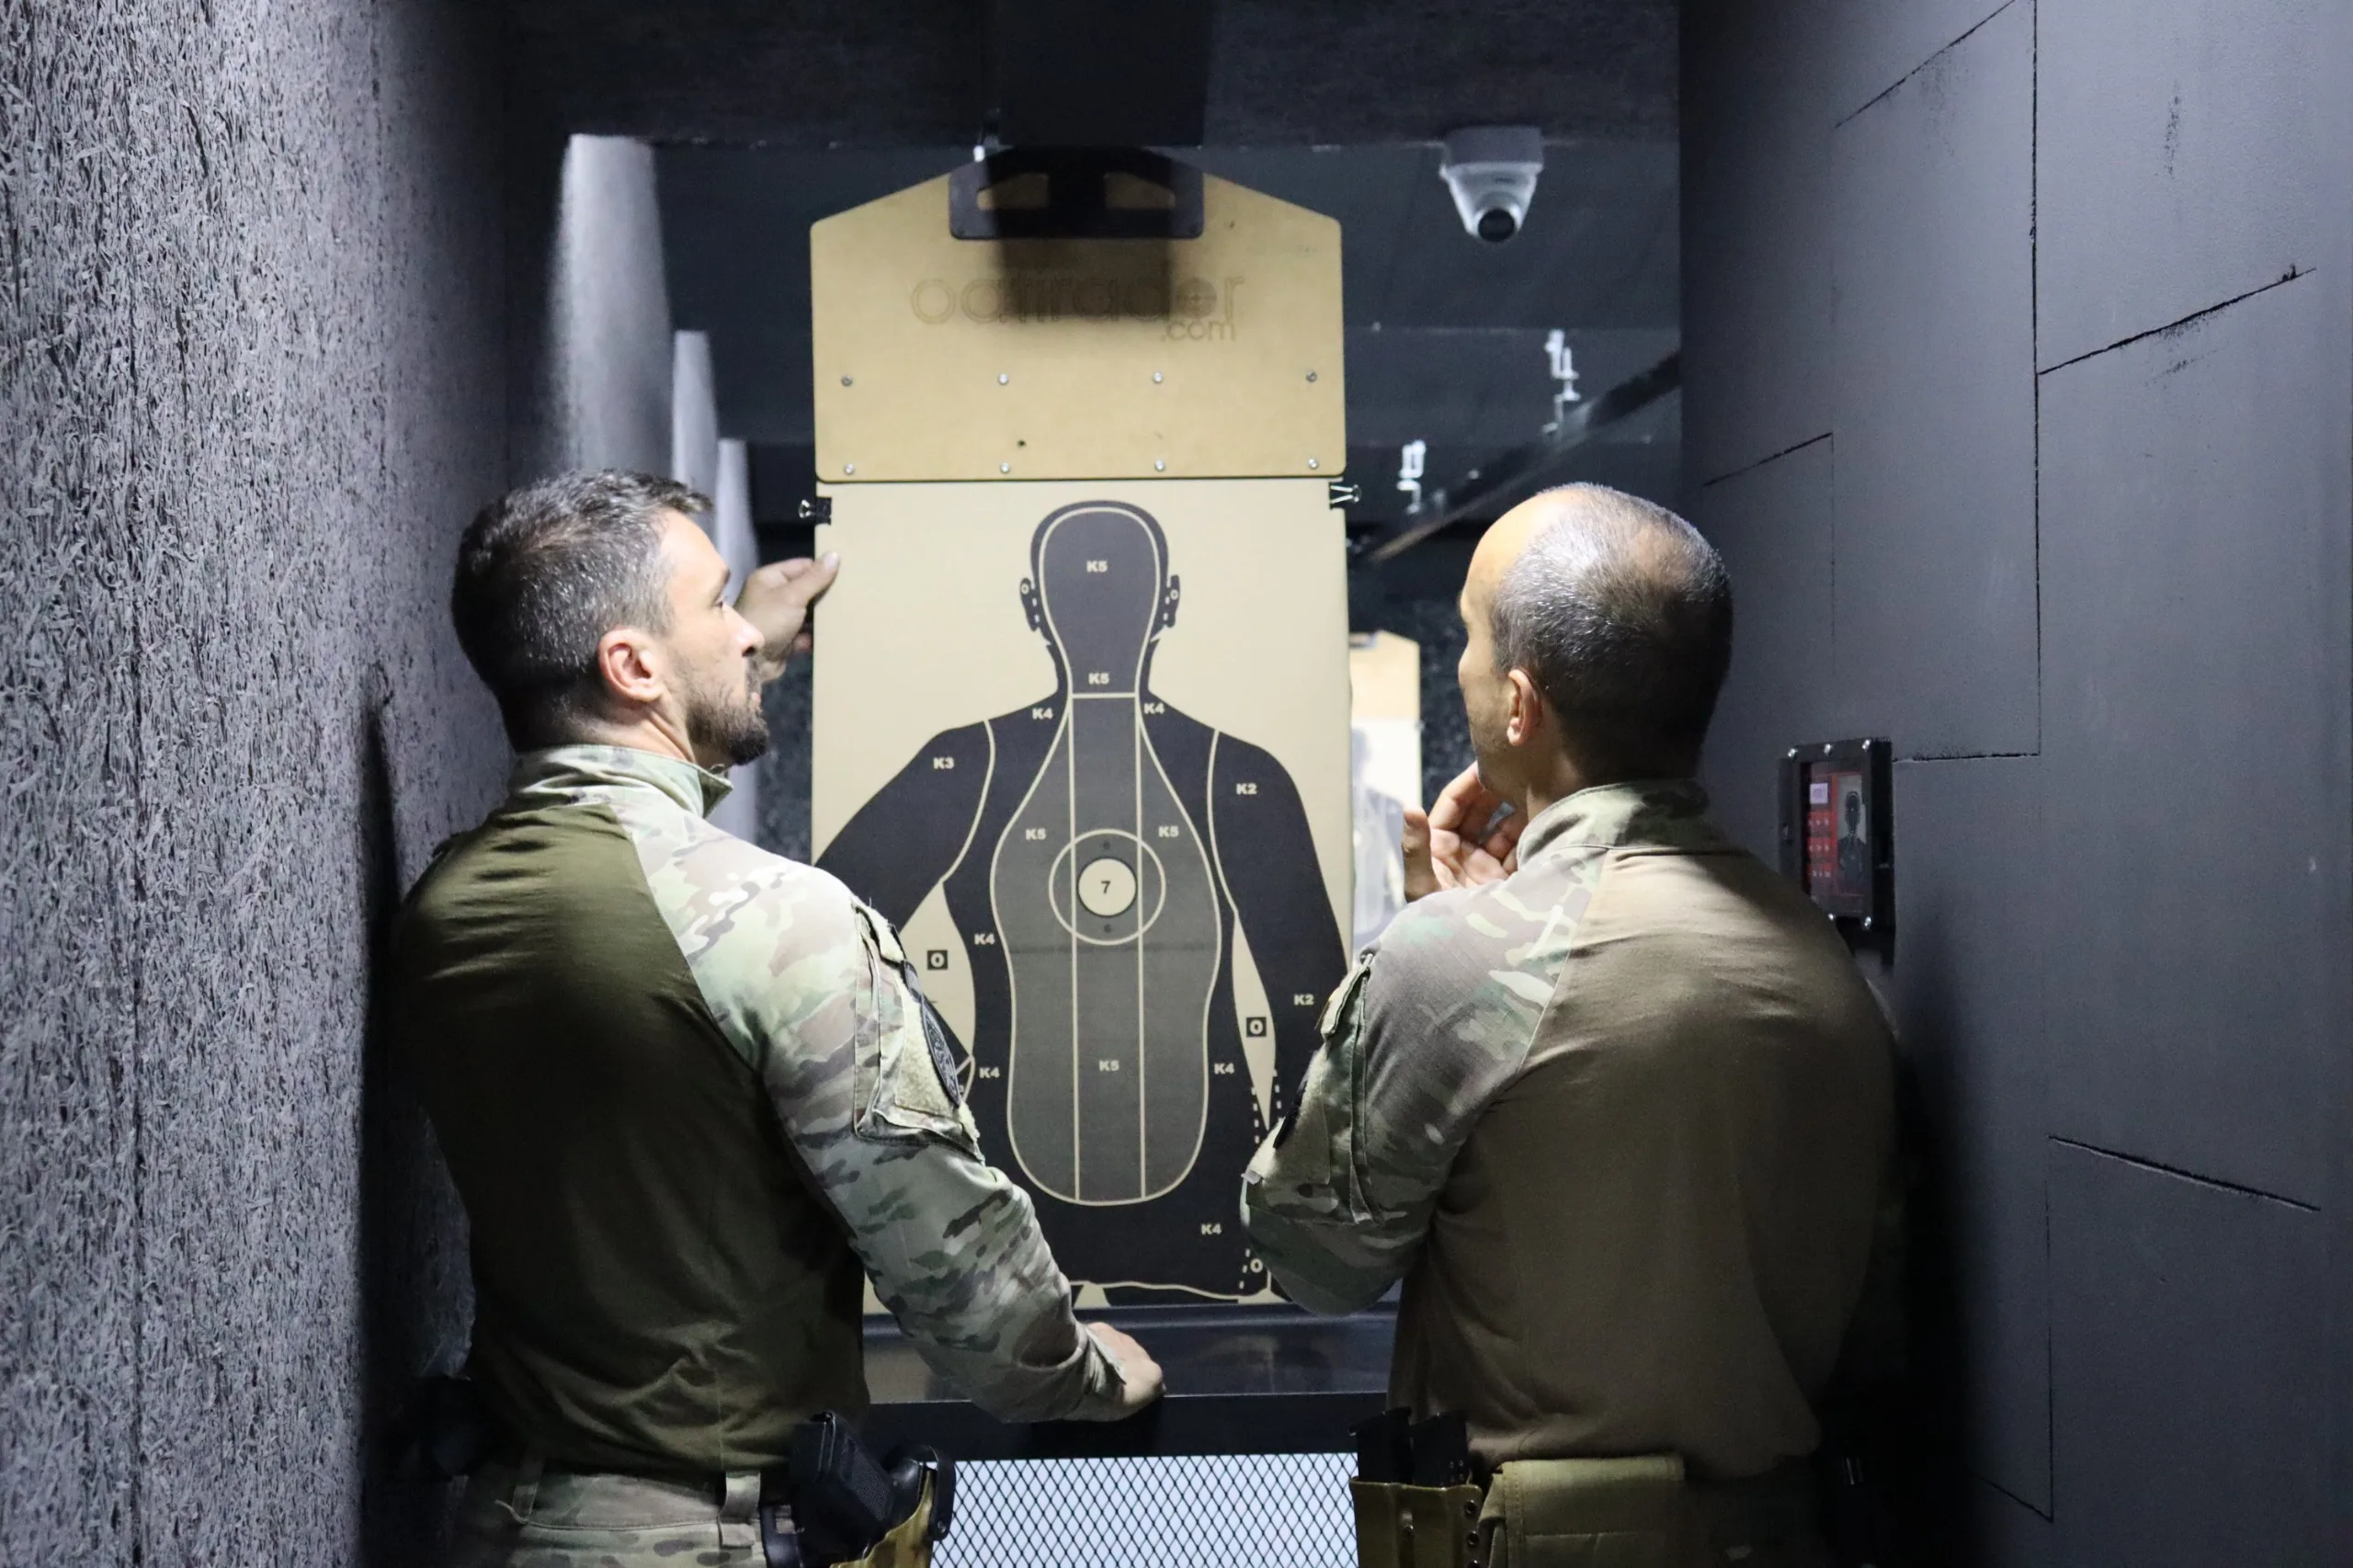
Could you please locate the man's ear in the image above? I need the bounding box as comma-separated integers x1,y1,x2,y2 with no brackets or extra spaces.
595,625,666,709
1505,668,1546,747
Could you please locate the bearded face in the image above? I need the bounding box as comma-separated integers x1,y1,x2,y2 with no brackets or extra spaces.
684,647,772,767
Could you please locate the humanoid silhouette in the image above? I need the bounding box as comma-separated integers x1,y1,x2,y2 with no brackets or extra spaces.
1836,784,1870,895
820,501,1346,1300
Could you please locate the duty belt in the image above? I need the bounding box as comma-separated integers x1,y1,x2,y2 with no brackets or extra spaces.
392,1380,952,1568
1345,1408,1817,1568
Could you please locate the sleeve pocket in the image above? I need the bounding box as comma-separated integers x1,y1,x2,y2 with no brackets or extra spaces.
850,903,983,1153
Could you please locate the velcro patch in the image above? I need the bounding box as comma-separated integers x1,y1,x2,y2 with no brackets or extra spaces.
909,977,967,1111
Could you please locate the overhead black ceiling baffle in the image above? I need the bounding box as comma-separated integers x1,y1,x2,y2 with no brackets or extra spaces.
990,0,1215,147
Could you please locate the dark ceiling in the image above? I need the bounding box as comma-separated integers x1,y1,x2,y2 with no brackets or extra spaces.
523,0,1684,528
661,141,1680,527
508,0,1678,148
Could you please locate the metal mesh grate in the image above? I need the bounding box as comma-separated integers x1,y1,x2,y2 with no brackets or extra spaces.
938,1453,1356,1568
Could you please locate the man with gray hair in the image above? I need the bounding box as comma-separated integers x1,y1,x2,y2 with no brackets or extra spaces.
1244,484,1893,1567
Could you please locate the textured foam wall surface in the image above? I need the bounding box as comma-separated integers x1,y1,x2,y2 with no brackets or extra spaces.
0,2,508,1562
508,133,674,484
757,663,817,864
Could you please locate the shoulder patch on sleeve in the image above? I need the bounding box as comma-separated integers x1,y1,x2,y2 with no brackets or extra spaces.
850,903,981,1150
915,994,966,1111
1317,950,1375,1039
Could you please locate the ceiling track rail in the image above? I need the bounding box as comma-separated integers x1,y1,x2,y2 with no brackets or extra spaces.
1363,350,1681,563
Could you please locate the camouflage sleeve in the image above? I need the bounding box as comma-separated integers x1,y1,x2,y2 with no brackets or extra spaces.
1243,876,1569,1313
631,813,1128,1423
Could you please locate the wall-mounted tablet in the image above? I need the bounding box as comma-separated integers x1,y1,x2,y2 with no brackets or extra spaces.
1778,738,1893,949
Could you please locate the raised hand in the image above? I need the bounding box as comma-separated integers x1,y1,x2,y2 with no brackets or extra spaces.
736,552,840,682
1402,764,1524,901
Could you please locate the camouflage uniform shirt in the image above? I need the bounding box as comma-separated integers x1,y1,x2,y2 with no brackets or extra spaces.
1243,779,1732,1312
1243,778,1896,1477
510,744,1127,1423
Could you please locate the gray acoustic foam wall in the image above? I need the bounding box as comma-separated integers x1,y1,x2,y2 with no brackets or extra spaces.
1684,0,2353,1560
508,132,676,483
758,662,818,864
1,2,509,1563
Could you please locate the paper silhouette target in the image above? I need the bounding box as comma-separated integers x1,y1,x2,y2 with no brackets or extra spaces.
814,483,1349,1301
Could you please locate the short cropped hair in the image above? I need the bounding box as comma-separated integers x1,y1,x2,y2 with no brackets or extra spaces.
451,471,709,745
1488,483,1734,779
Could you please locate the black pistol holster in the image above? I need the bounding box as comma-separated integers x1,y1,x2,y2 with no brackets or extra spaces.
1349,1408,1487,1568
761,1412,955,1568
388,1375,501,1483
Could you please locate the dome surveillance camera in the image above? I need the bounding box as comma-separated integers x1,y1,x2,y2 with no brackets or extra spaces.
1439,127,1543,244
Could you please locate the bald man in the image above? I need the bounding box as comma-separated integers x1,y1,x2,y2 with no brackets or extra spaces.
1244,484,1893,1567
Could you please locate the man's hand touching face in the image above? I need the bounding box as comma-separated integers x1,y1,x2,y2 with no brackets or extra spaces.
736,552,840,683
1402,765,1525,901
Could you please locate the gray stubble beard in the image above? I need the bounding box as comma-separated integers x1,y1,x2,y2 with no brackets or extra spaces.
689,662,772,768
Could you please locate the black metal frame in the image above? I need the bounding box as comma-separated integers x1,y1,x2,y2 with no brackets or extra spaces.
949,149,1206,242
859,1302,1392,1460
1778,737,1894,952
1359,352,1682,562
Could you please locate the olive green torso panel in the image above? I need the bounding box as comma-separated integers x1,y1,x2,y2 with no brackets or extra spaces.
390,801,865,1476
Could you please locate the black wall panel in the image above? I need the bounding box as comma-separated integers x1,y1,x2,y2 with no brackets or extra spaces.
1829,3,2038,758
2039,273,2350,1206
1682,0,1833,484
1688,2,2350,1560
1693,437,1839,858
512,0,1678,148
2049,1142,2327,1568
2037,0,2353,369
1889,758,2051,1512
1824,0,2011,123
1968,1477,2054,1568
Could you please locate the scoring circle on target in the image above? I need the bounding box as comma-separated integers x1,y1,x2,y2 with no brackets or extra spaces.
1046,829,1170,945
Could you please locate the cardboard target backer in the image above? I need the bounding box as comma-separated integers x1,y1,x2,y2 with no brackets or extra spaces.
812,478,1349,1301
810,170,1344,483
